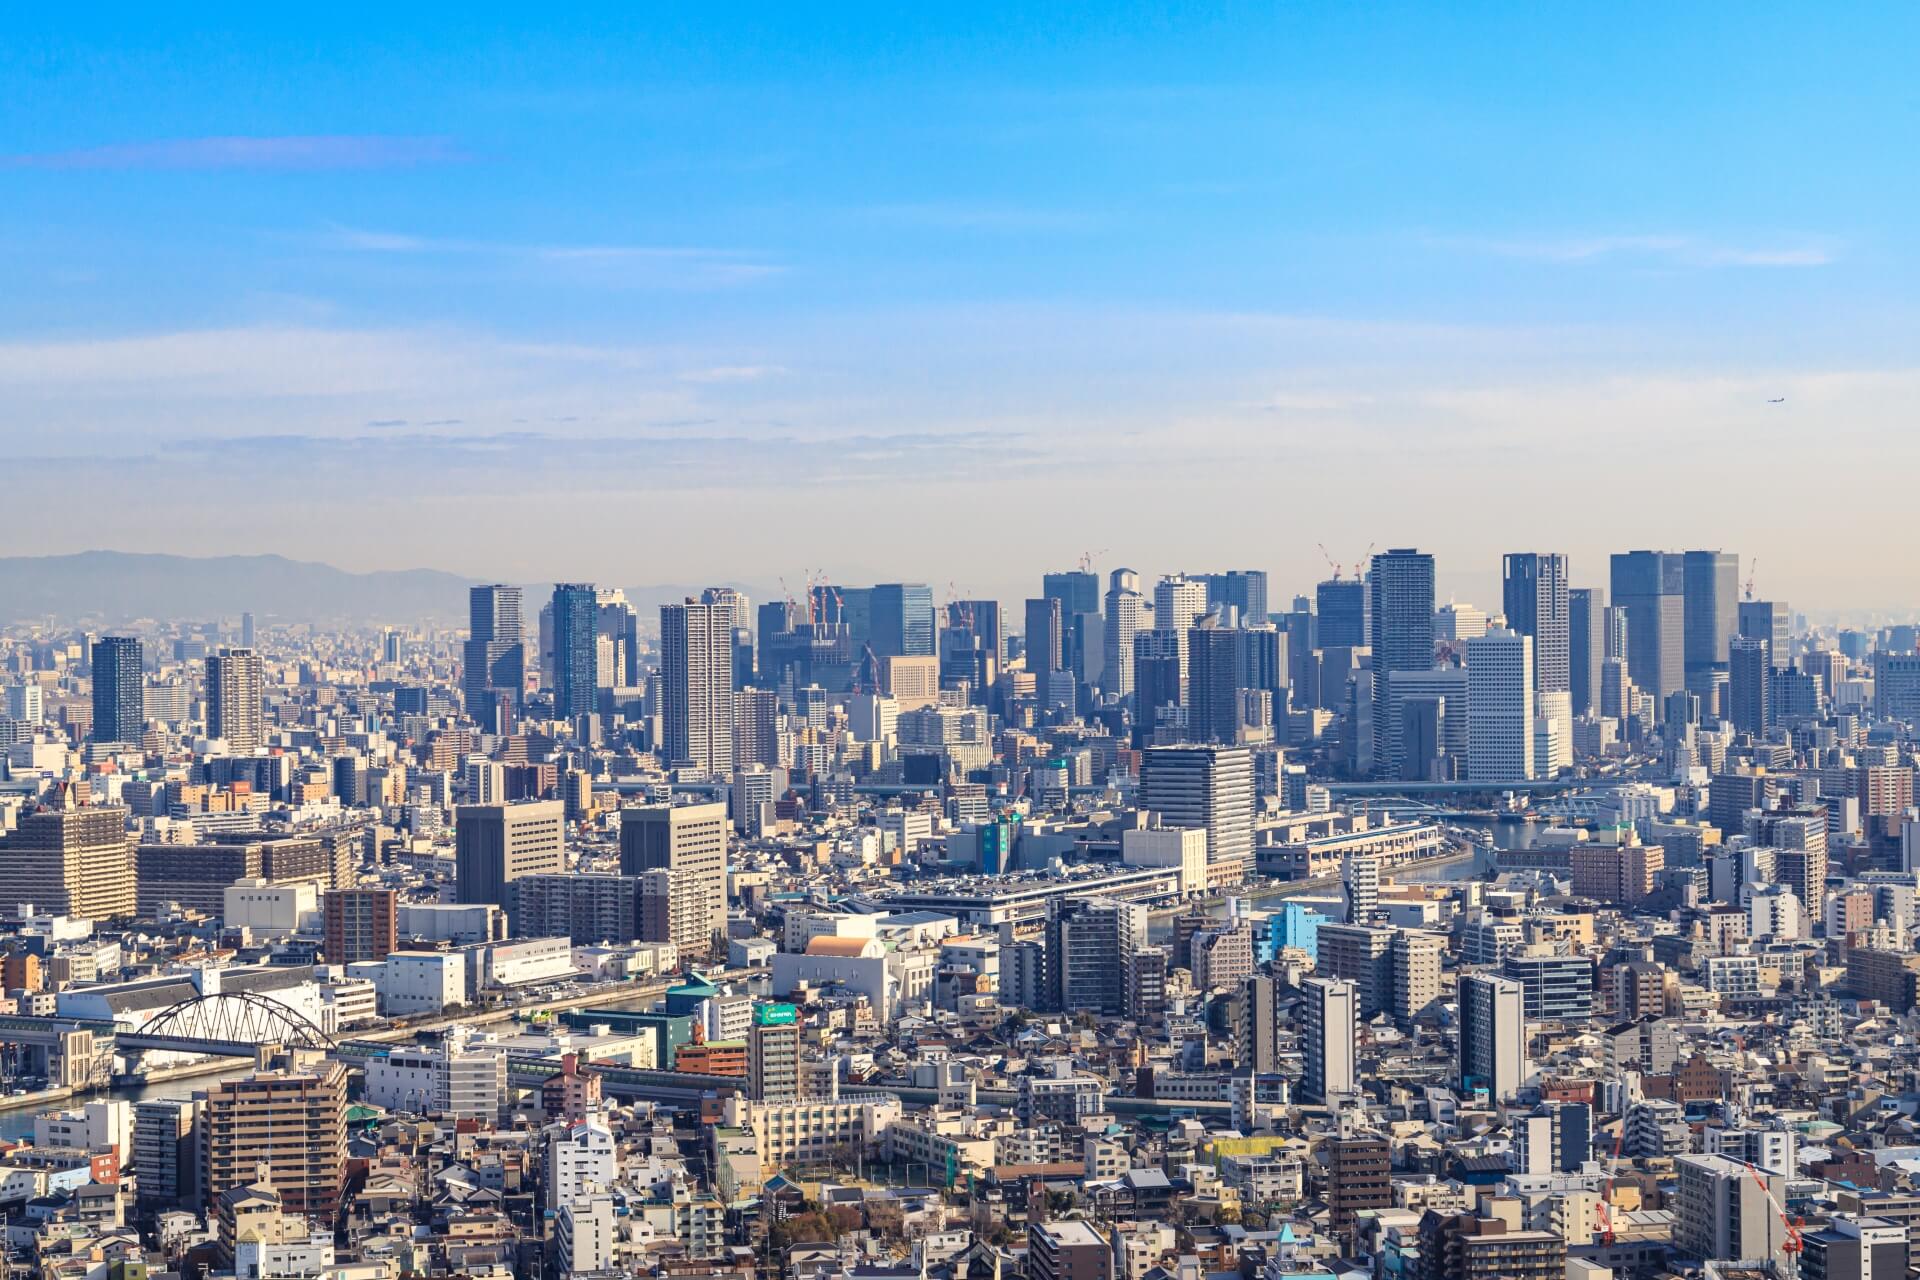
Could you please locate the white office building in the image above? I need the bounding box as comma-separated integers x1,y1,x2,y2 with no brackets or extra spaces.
1467,627,1535,782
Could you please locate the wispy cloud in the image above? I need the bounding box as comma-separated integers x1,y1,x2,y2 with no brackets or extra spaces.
679,365,787,384
3,135,463,171
321,225,783,286
1433,232,1835,268
858,202,1095,232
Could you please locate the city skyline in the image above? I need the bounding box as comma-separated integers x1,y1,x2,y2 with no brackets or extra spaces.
7,7,1920,609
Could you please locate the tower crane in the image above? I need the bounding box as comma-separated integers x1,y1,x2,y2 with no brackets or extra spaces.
1597,1123,1626,1244
1745,558,1760,601
1316,543,1344,581
1744,1161,1804,1280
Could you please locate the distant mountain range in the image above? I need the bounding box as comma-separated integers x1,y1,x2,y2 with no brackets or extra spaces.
0,551,768,628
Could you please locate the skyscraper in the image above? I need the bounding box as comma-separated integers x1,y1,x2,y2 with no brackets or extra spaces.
1185,625,1244,744
323,888,397,964
454,800,567,909
90,635,144,744
205,647,265,752
1369,549,1437,777
1132,630,1183,744
871,583,935,658
1502,553,1569,694
1200,570,1269,625
1610,551,1684,715
661,599,734,774
1683,550,1740,697
620,801,729,951
1466,627,1535,782
1103,568,1146,700
1140,744,1253,878
1042,570,1100,617
1728,635,1772,735
1301,976,1357,1102
550,583,598,721
1316,578,1367,648
1458,973,1526,1101
1154,574,1208,633
464,584,526,712
1023,596,1064,675
1739,599,1791,670
1568,588,1603,718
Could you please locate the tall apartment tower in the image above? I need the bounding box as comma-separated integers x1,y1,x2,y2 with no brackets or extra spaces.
1568,588,1604,718
747,1005,802,1102
1104,568,1146,700
1466,627,1536,782
90,636,145,744
134,1097,203,1218
550,584,598,722
1301,976,1358,1102
323,888,398,964
1683,550,1740,698
1185,626,1244,744
661,600,735,774
1728,636,1772,736
1369,549,1437,777
464,584,526,712
454,800,567,909
0,805,135,921
1502,553,1569,694
1459,973,1527,1101
1139,745,1254,879
1610,551,1685,715
205,647,265,752
199,1063,348,1226
620,801,729,951
1023,596,1064,676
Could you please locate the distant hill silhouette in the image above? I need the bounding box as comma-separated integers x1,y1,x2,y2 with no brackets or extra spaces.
0,551,771,629
0,551,478,625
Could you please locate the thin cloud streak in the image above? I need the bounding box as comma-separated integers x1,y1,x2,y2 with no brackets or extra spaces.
4,135,465,171
1431,232,1835,268
321,225,785,285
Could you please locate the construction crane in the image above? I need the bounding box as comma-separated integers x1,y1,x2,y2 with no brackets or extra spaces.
1351,541,1376,581
1745,557,1760,601
1316,543,1344,581
1078,548,1107,574
1744,1161,1804,1279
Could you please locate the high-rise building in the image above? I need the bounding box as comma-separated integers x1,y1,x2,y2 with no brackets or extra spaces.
200,1064,347,1226
747,1003,801,1102
1139,745,1253,878
1458,973,1526,1101
1300,976,1357,1102
1132,630,1184,742
454,800,567,909
1466,627,1535,782
1045,896,1150,1016
1502,553,1569,694
90,636,144,744
1675,1154,1788,1265
134,1097,202,1218
550,584,598,722
206,647,265,752
1028,1220,1114,1280
1318,922,1395,1017
1326,1133,1390,1242
1611,551,1685,714
323,888,397,964
661,599,734,774
1200,570,1270,626
1104,568,1146,700
0,805,134,921
620,801,728,951
463,586,527,712
1154,574,1208,634
1800,1214,1909,1280
871,583,935,658
1729,635,1772,735
1185,625,1244,744
1024,596,1064,675
1414,1212,1567,1280
1739,599,1791,671
1316,578,1367,648
1042,570,1100,618
1370,549,1437,777
1683,550,1741,698
1568,588,1604,718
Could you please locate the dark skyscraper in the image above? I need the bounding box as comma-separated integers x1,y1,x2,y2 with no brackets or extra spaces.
871,583,934,658
1503,553,1569,694
550,583,598,721
1610,551,1684,716
1186,626,1243,744
90,635,144,744
1739,599,1791,670
1682,550,1740,697
1024,596,1063,675
1200,570,1270,625
1729,635,1771,735
1369,549,1436,777
465,584,526,712
1041,570,1100,618
1568,589,1603,719
1316,579,1367,648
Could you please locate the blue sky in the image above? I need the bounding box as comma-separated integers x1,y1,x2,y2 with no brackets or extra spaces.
4,5,1917,613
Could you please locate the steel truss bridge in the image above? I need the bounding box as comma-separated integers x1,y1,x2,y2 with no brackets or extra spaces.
116,991,337,1058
